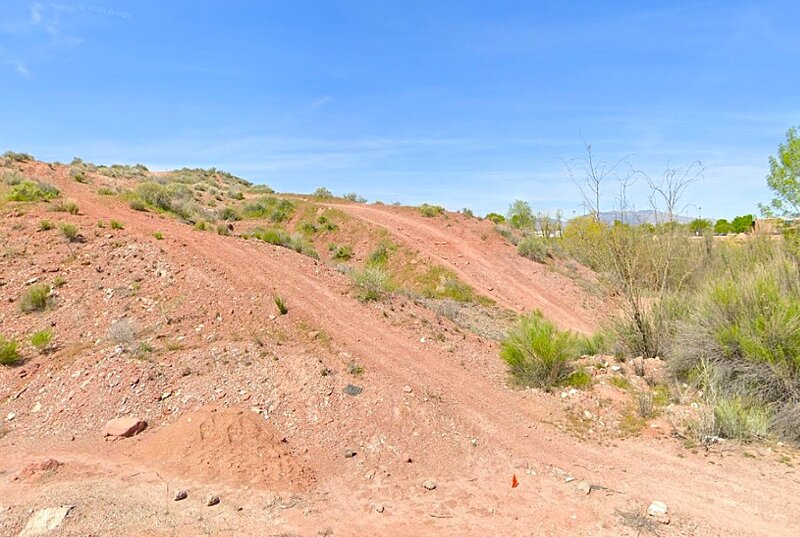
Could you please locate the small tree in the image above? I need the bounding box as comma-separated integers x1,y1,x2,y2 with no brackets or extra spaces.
507,200,534,230
760,126,800,217
731,214,755,234
714,219,734,234
689,218,712,234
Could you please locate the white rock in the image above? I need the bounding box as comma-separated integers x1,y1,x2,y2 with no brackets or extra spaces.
647,501,668,517
5,412,15,421
19,505,74,536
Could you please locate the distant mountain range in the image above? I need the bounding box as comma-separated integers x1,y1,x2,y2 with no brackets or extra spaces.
593,210,695,225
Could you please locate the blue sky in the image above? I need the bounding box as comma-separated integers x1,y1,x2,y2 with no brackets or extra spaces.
1,1,798,218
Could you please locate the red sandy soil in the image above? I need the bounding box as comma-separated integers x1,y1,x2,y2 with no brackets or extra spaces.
0,162,798,536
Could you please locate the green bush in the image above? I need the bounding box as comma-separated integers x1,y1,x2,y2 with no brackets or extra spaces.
129,198,146,211
110,220,124,230
274,295,288,315
30,329,54,353
517,235,549,262
97,186,114,196
670,255,800,442
501,311,581,390
219,206,241,221
242,196,294,222
353,266,392,301
419,266,474,302
7,180,60,202
59,223,79,242
419,203,444,217
38,220,54,231
20,283,52,313
367,240,394,267
252,227,291,246
330,244,353,261
313,187,333,198
216,223,231,236
485,212,505,224
0,336,20,365
713,397,771,441
578,330,611,356
135,181,194,219
153,231,164,240
2,151,34,162
54,200,79,214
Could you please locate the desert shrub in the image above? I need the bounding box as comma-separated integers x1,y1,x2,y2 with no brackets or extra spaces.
97,163,149,179
501,311,581,390
288,233,319,258
108,319,136,346
419,203,444,217
30,329,54,353
7,180,60,202
713,397,771,441
317,214,338,231
129,198,146,211
53,200,79,214
344,192,367,203
462,208,474,218
20,283,52,313
2,150,34,162
97,186,114,196
366,240,394,267
135,181,194,219
419,266,474,302
274,295,288,315
216,223,231,236
567,368,592,388
52,275,66,288
59,223,79,242
194,220,208,231
485,212,505,224
670,255,800,442
1,170,24,185
507,200,534,229
330,244,353,261
517,235,549,262
0,336,20,365
71,169,87,183
298,221,318,234
495,225,518,245
353,266,392,301
313,187,333,198
578,330,611,356
219,206,241,221
38,220,54,231
153,231,163,240
242,196,294,222
252,227,291,246
110,220,124,230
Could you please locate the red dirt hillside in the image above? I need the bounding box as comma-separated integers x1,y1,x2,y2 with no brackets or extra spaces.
0,159,798,536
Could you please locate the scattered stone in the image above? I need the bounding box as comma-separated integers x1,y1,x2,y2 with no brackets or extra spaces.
403,385,413,393
343,384,363,396
576,480,592,495
174,490,188,501
611,365,622,372
103,417,147,438
19,505,74,536
422,479,437,490
344,449,357,459
470,438,478,447
25,277,39,285
31,402,42,413
564,476,575,483
160,391,172,401
647,500,668,517
206,495,220,507
375,504,385,513
583,410,594,420
6,412,16,421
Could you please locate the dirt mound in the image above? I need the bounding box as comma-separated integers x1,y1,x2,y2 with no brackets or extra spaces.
127,407,314,491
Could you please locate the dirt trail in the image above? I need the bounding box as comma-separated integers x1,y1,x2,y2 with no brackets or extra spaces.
1,168,798,536
329,202,607,333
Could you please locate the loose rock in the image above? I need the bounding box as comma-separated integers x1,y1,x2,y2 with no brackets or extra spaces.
103,417,147,438
206,495,220,507
422,479,437,490
343,449,357,458
174,490,188,501
19,505,74,536
343,384,363,396
647,501,668,517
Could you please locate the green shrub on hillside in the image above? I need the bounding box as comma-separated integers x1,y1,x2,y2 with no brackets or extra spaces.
2,151,34,162
501,311,581,390
242,196,295,222
670,255,800,442
353,266,392,302
30,329,54,353
517,235,549,262
20,284,52,313
7,181,60,202
0,335,21,365
419,203,444,217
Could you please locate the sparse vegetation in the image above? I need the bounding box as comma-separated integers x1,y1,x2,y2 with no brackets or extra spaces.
20,283,52,313
501,311,581,390
30,329,55,353
59,223,79,242
242,196,294,222
110,220,124,230
54,200,79,214
38,220,54,231
353,266,392,302
419,203,444,217
153,231,164,240
0,336,21,365
329,243,353,261
7,180,60,202
274,295,288,315
517,235,549,262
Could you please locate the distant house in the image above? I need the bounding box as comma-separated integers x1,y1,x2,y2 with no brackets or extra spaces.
755,217,800,235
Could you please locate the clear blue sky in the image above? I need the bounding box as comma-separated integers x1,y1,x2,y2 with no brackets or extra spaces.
2,1,798,219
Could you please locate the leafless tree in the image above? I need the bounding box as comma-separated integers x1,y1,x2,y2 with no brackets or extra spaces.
562,138,632,220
